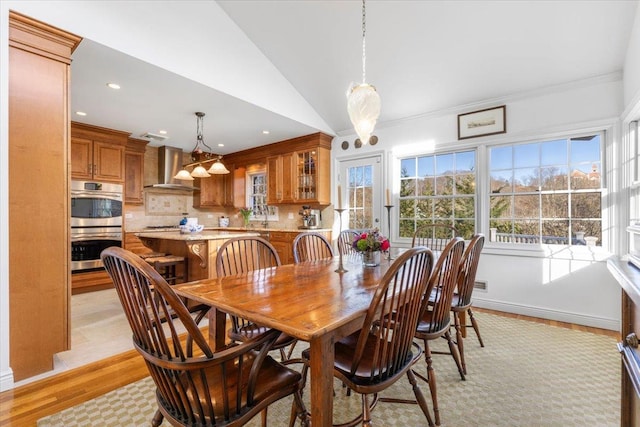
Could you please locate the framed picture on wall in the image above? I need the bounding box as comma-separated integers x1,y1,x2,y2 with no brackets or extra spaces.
458,105,506,140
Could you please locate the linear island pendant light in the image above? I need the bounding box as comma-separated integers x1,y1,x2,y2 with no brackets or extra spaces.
173,112,230,180
347,0,380,146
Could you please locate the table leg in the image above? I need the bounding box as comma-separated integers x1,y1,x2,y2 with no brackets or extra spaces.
208,308,227,351
309,334,335,427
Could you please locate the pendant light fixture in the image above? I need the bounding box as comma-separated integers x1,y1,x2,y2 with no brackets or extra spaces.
173,112,230,180
347,0,380,146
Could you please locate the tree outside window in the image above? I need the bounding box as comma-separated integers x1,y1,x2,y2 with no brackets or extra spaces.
399,150,476,239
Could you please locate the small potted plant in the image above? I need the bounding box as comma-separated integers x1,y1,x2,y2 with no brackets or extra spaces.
239,207,252,228
352,228,390,266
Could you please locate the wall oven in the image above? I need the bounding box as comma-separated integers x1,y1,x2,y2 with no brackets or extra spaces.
71,181,123,272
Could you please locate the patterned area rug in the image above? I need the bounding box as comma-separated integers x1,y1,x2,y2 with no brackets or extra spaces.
38,312,620,426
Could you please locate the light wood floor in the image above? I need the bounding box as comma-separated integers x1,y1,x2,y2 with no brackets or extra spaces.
0,308,620,426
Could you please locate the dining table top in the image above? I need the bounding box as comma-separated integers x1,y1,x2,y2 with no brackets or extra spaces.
172,253,397,342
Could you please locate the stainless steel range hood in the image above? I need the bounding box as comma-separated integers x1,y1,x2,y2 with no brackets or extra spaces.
145,145,198,191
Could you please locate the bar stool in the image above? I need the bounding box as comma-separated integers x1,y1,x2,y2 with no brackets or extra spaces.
144,254,188,285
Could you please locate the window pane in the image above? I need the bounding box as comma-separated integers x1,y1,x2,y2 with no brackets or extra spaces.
399,199,416,218
541,139,567,166
571,163,601,189
490,170,513,193
399,220,415,238
401,158,416,177
541,194,568,218
435,153,454,175
454,197,475,218
435,175,454,195
571,192,601,218
514,167,539,192
570,135,600,164
455,174,476,195
514,195,539,218
456,151,475,173
540,166,568,191
434,198,453,219
454,219,475,240
514,143,539,168
542,220,569,243
491,146,512,170
490,195,512,219
416,199,433,218
417,156,434,176
417,177,435,196
400,178,416,197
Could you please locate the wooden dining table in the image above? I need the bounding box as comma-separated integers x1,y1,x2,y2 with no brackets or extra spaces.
173,252,397,427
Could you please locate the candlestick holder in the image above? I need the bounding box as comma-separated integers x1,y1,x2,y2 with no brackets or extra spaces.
384,204,394,260
334,208,348,273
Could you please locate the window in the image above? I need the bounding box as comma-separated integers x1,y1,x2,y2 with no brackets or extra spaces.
489,134,603,246
399,150,476,239
248,172,268,217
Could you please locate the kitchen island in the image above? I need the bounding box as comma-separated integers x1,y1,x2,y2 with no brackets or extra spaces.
136,230,261,280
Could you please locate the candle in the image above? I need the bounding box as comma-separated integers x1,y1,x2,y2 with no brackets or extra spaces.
337,185,342,210
386,188,390,206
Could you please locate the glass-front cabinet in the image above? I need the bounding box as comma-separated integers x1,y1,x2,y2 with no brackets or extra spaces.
296,150,317,202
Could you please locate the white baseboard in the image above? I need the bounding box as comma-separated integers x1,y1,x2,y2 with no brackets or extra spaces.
0,368,14,392
474,297,620,332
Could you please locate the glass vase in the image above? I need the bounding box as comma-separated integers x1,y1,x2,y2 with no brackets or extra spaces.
362,251,381,267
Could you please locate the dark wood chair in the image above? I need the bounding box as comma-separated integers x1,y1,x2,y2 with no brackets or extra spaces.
414,237,465,426
451,234,485,375
215,236,296,361
292,232,334,263
299,247,437,427
337,229,360,256
101,246,307,427
411,224,458,251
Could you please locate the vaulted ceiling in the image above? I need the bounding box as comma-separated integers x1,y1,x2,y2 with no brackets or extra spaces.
68,1,638,155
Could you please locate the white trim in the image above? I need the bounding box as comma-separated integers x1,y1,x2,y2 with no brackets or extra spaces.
474,298,620,331
0,368,14,392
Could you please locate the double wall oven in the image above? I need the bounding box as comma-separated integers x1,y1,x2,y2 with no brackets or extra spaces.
71,181,123,272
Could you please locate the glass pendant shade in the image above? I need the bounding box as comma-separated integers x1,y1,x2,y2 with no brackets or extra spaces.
208,159,230,175
174,169,194,181
190,165,211,178
347,83,381,145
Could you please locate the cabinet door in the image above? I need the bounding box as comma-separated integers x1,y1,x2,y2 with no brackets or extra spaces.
194,175,224,207
124,150,144,204
93,141,125,182
70,137,93,180
295,150,317,203
281,152,295,203
267,156,282,204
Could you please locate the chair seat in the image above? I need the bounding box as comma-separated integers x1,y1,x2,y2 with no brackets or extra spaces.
180,350,302,424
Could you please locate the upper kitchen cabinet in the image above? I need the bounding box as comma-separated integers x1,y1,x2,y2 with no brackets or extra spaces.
266,133,332,206
124,137,149,204
267,152,295,204
71,122,128,183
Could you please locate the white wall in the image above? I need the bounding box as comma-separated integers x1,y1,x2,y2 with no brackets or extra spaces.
333,76,624,332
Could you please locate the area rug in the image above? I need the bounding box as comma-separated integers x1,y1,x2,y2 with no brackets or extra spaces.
38,312,620,426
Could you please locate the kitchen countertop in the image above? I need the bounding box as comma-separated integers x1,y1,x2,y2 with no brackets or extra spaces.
135,230,261,241
131,226,332,233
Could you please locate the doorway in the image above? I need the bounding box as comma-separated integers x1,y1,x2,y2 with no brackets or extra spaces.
337,154,384,233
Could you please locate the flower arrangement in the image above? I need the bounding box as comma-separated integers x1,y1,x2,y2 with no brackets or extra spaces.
239,207,252,226
353,228,390,253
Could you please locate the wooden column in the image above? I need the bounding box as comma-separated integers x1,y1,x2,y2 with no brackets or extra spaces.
8,11,81,381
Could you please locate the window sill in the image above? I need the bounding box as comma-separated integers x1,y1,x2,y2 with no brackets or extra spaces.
483,242,612,261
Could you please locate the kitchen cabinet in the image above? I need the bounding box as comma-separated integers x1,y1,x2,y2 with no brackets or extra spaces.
8,11,81,381
124,138,148,204
266,142,331,206
194,163,243,208
267,153,295,204
269,230,332,265
71,122,128,183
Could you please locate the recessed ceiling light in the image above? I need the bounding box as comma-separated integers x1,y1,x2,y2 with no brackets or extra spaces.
218,143,225,147
159,130,167,135
262,130,270,135
107,83,121,90
76,111,87,116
